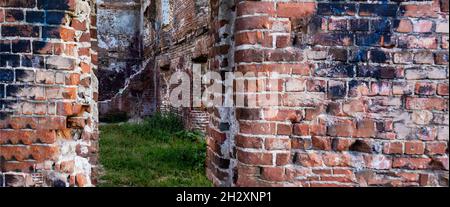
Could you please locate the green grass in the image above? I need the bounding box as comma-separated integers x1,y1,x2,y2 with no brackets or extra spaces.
98,113,212,187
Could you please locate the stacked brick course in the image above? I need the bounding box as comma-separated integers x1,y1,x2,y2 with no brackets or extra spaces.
207,0,449,187
0,0,98,187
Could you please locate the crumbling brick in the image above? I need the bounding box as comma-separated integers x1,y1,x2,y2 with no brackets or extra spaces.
0,0,98,187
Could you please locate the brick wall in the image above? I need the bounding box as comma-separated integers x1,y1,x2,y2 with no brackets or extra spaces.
97,0,157,122
96,0,142,101
144,0,210,131
206,0,238,186
207,0,449,187
0,0,98,187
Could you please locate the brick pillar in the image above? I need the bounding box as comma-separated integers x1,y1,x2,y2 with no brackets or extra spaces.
206,0,238,187
207,0,449,187
0,0,98,187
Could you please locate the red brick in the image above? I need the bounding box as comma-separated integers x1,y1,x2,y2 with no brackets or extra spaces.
322,152,351,167
62,87,77,99
276,35,291,48
265,138,291,150
405,141,425,155
235,31,272,47
312,136,332,150
395,19,413,33
239,121,276,135
65,73,81,85
354,119,377,138
401,4,439,17
437,83,449,96
415,82,436,95
333,138,353,151
413,20,433,33
0,9,4,22
320,176,353,183
263,109,302,122
277,2,316,18
71,19,87,31
425,142,448,155
276,153,290,166
406,97,448,111
237,2,275,16
261,167,286,182
384,142,404,154
237,150,273,165
293,123,310,136
235,16,272,31
76,174,88,187
327,119,355,137
277,123,292,136
295,152,323,167
393,158,431,170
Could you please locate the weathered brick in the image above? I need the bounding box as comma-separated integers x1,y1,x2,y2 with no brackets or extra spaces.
415,82,437,95
237,2,275,16
0,0,98,187
406,97,448,111
437,83,449,96
360,3,399,17
413,20,433,33
405,141,425,155
235,16,272,31
393,158,431,170
5,9,24,22
394,19,413,33
384,142,404,154
26,11,45,23
3,0,449,188
1,25,39,37
401,4,439,17
0,0,35,8
11,40,30,53
46,56,76,70
37,0,76,11
237,150,273,165
317,3,356,16
277,2,316,18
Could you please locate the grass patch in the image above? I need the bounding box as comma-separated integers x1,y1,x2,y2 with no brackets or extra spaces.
99,113,212,187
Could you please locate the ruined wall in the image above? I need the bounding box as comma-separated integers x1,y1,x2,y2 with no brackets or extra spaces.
144,0,210,131
0,0,98,187
96,0,157,121
206,0,238,187
207,0,449,187
97,0,141,101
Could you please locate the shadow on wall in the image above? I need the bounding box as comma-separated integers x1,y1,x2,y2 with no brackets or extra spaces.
1,0,74,121
1,0,97,187
98,60,156,123
291,0,416,98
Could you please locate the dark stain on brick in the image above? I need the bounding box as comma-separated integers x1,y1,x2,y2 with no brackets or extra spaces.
46,11,66,25
328,85,347,100
360,3,399,17
418,85,435,95
350,140,373,153
0,69,14,82
0,4,66,121
370,49,390,63
26,10,45,23
5,9,24,21
317,3,356,16
316,64,355,78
